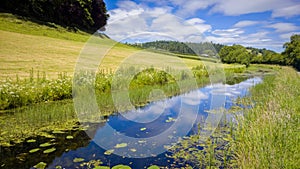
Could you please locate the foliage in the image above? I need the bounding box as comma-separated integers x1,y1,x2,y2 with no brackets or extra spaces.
130,40,225,57
233,67,300,168
0,72,72,110
1,0,109,32
219,45,251,67
169,125,236,168
282,34,300,70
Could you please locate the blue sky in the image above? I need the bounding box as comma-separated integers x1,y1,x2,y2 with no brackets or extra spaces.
103,0,300,52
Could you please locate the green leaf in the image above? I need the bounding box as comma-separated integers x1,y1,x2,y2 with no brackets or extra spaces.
93,166,110,169
66,135,74,139
114,143,128,148
104,149,114,155
52,130,65,134
73,158,85,163
140,127,146,131
29,148,40,153
43,147,56,154
40,142,52,147
27,139,36,143
111,165,131,169
34,162,47,169
147,165,160,169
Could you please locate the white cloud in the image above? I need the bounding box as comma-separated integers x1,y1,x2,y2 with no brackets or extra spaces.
212,28,244,37
209,0,300,18
142,0,300,18
105,1,212,42
207,30,284,51
272,4,300,18
266,23,299,32
234,20,260,27
279,32,300,39
210,0,282,16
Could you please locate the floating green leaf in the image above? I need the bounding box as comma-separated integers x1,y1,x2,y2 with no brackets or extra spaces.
104,149,114,155
130,148,136,152
34,162,47,169
93,166,110,169
52,130,65,134
66,135,74,139
43,147,56,154
73,158,85,163
147,165,160,169
40,142,52,147
111,165,131,169
165,117,176,123
140,127,146,131
114,143,128,148
27,139,36,143
29,148,40,153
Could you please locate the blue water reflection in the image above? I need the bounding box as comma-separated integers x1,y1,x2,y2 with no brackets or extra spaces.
46,77,262,169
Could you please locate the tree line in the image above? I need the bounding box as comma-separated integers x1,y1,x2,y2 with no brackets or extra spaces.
132,35,300,70
1,0,109,32
129,41,225,57
219,34,300,70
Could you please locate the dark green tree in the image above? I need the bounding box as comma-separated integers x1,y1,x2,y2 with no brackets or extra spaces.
1,0,109,32
219,45,251,67
282,34,300,70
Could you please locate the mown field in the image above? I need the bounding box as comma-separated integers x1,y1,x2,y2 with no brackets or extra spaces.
0,13,240,80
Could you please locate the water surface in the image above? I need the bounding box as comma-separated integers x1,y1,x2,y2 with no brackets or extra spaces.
0,77,262,169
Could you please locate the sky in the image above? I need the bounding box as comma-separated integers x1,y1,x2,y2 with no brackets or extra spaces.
103,0,300,52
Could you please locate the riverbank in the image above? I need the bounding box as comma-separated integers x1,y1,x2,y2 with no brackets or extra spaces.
170,66,299,168
0,65,275,147
233,66,300,168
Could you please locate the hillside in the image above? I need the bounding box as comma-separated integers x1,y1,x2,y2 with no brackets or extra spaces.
0,13,236,80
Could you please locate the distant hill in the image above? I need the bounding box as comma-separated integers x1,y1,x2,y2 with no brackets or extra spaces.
128,41,225,57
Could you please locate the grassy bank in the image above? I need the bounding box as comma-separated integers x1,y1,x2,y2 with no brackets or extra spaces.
233,67,300,168
170,66,299,168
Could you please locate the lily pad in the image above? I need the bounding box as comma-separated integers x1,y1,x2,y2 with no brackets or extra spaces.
165,117,176,123
73,158,85,163
66,135,74,139
29,148,40,153
104,149,114,155
140,127,146,131
93,167,110,169
16,153,27,161
147,165,160,169
52,130,65,134
34,162,47,169
27,139,36,143
111,165,131,169
40,142,52,147
43,147,56,154
114,143,128,148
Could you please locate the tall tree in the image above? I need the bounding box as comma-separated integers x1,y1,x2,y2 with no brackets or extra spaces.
1,0,109,32
282,34,300,70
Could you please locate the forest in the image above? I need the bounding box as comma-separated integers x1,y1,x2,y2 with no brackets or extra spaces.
131,35,300,70
0,0,109,32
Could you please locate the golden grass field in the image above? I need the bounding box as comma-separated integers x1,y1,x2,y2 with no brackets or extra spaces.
0,13,237,80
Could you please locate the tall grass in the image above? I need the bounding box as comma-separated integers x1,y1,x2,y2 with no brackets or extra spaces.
169,66,299,168
233,67,300,168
